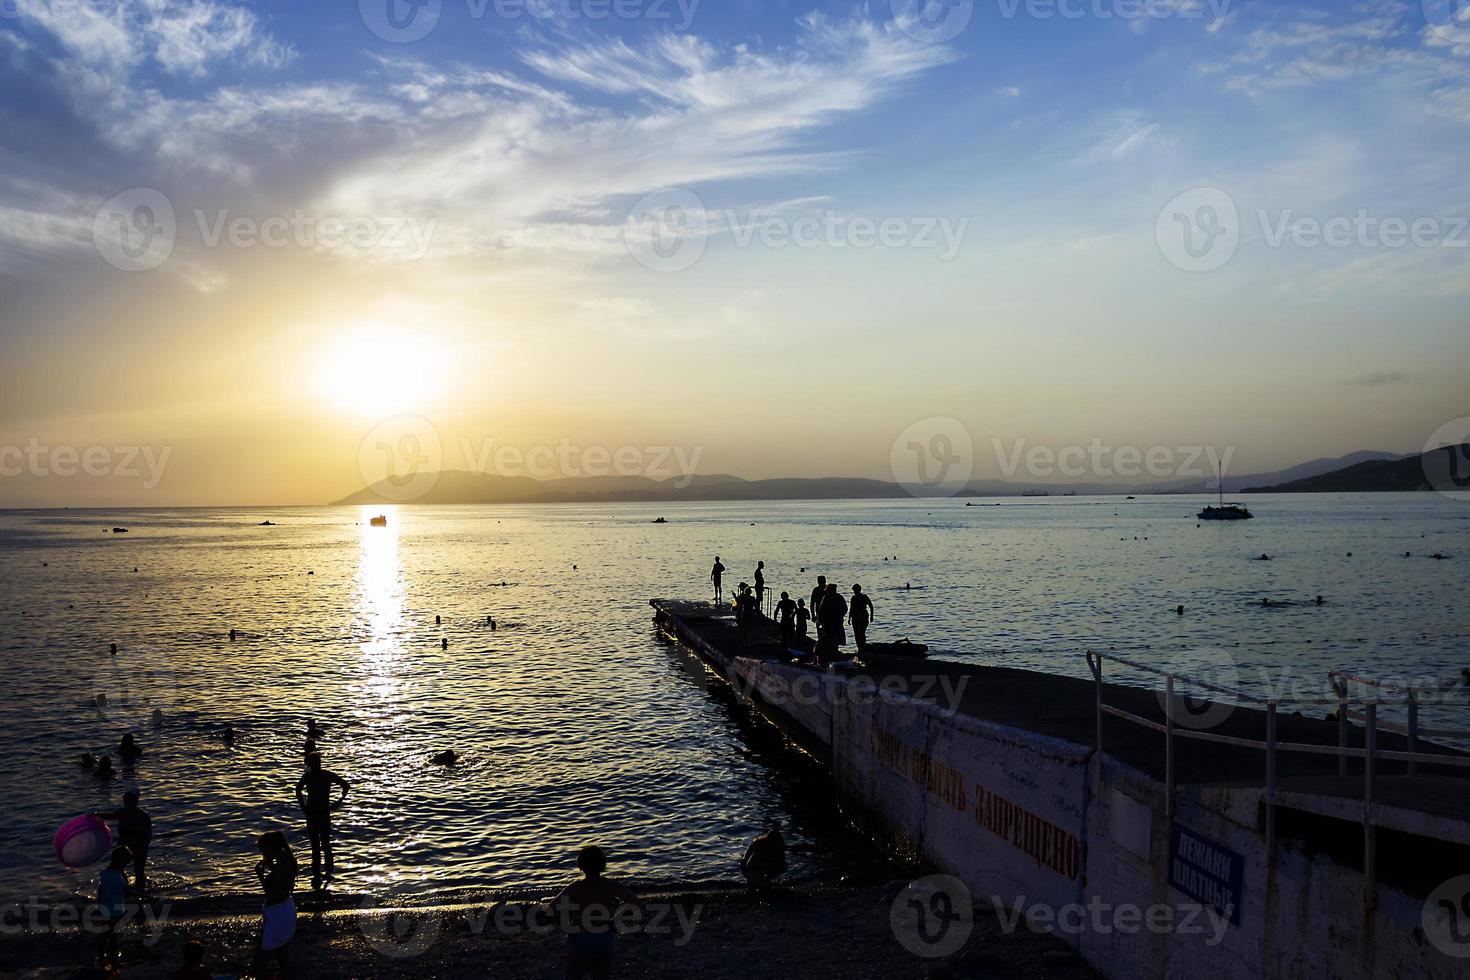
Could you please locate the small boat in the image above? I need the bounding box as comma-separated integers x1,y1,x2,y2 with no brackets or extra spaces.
652,517,668,524
369,515,388,527
1199,504,1253,521
1198,463,1253,520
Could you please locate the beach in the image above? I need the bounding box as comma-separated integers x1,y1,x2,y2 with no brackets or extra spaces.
1,883,1096,979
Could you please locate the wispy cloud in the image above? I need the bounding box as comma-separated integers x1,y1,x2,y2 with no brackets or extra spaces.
1347,370,1408,386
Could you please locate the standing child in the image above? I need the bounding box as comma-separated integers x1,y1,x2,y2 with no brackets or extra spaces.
252,831,298,978
549,845,642,980
96,845,134,971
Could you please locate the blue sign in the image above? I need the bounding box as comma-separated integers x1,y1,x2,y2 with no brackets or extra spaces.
1168,823,1243,925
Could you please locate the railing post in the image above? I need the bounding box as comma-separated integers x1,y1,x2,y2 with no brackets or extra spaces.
1165,673,1176,819
1089,652,1104,797
1364,702,1377,910
1407,693,1419,778
1266,700,1277,859
1337,697,1349,776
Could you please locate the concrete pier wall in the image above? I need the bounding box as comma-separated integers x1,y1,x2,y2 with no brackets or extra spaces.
653,603,1466,980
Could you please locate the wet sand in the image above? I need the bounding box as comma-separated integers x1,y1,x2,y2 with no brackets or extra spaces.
2,882,1096,979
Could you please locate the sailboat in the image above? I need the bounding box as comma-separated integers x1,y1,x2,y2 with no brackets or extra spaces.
1198,465,1253,521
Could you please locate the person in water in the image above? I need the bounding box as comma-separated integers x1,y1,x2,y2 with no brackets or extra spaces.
740,826,787,891
305,718,326,740
96,845,137,970
294,753,349,887
549,845,642,980
95,789,153,892
118,732,143,763
753,561,766,607
253,831,298,978
710,556,726,604
95,755,116,779
848,584,875,650
775,591,798,650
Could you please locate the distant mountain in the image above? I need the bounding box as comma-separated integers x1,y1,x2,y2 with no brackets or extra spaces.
1150,450,1405,494
1244,445,1470,493
332,448,1428,505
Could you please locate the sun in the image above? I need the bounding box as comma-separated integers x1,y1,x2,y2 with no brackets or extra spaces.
313,325,448,416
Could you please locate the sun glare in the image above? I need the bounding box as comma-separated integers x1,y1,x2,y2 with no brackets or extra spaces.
313,326,447,416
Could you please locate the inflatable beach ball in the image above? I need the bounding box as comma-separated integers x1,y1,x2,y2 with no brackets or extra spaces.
54,814,112,868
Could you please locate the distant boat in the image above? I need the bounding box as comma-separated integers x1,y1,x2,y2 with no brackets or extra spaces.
652,517,668,524
369,515,388,527
1198,464,1253,520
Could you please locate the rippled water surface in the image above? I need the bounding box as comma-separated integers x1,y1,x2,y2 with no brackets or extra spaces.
1,495,1466,904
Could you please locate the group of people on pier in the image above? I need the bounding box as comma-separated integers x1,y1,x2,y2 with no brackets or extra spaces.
713,557,875,659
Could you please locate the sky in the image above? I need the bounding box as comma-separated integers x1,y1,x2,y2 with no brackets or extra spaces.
0,0,1467,505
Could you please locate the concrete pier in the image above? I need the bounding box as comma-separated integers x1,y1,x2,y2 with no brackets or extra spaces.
651,598,1470,980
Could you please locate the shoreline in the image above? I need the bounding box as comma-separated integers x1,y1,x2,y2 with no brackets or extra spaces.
1,880,1096,980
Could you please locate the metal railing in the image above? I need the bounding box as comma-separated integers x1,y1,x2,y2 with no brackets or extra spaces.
1084,651,1470,908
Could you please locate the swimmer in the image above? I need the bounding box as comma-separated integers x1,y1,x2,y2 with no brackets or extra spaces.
441,638,448,650
1316,595,1325,605
229,629,236,641
151,708,164,727
118,733,142,762
80,752,96,769
222,726,236,745
1176,605,1184,615
1258,554,1271,561
306,719,325,740
110,643,117,656
431,750,457,765
435,615,441,625
95,755,116,779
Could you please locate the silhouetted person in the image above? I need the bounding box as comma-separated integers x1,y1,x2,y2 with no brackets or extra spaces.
95,755,115,779
96,845,137,971
753,561,766,607
809,576,827,638
795,599,810,645
817,584,847,661
549,845,641,980
295,752,349,887
711,556,726,604
775,591,797,649
253,831,298,978
849,584,874,650
118,732,142,763
305,718,325,740
95,789,152,892
740,826,787,891
735,584,759,648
